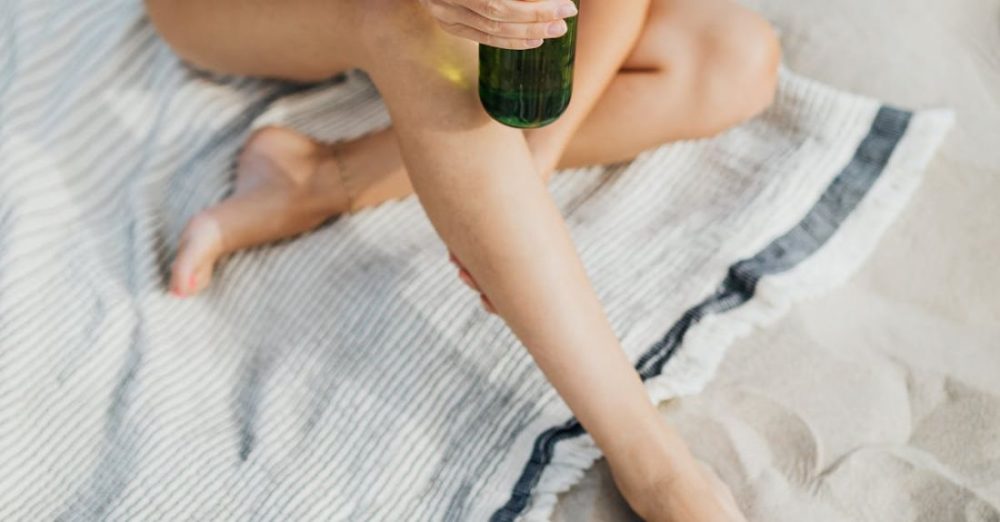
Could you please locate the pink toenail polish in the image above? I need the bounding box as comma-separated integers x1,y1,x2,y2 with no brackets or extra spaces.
188,275,198,292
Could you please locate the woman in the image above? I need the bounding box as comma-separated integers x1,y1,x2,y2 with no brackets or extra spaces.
147,0,779,519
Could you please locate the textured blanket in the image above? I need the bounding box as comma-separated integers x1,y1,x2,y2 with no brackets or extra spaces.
0,1,952,520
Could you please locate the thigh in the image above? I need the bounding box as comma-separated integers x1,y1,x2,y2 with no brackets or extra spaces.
622,0,753,71
148,0,487,129
146,0,366,81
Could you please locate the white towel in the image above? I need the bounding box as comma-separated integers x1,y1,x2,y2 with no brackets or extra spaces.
0,1,951,520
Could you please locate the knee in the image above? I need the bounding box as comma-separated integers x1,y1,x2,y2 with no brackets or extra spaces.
353,1,438,55
698,11,781,130
351,2,482,105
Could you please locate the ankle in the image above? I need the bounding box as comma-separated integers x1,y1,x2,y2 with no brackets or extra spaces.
327,131,411,212
606,417,699,487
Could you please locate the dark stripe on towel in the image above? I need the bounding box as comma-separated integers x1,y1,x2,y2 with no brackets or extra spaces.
491,106,913,521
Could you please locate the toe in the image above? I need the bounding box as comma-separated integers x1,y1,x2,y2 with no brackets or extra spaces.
169,126,352,298
170,213,223,298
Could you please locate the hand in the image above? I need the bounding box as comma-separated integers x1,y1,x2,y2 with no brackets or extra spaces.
449,252,498,314
420,0,578,50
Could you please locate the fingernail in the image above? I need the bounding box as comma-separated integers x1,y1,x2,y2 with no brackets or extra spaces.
188,274,198,292
527,39,544,48
547,21,567,37
557,3,578,18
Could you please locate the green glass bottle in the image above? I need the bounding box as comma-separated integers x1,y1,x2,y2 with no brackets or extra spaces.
479,2,580,129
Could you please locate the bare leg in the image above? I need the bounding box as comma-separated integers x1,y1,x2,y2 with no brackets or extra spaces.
150,0,777,519
156,0,779,295
559,0,780,167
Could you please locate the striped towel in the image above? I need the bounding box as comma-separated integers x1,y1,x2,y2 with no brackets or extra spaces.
0,1,952,520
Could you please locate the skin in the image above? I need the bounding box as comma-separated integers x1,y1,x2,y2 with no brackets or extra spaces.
146,0,779,520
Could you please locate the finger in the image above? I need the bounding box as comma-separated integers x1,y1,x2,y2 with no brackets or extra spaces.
455,0,578,23
438,4,567,40
441,22,544,50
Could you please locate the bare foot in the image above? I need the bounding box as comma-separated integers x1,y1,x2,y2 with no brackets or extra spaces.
170,124,563,298
170,126,410,297
447,257,747,521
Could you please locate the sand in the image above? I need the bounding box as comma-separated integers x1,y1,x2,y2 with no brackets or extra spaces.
554,0,1000,519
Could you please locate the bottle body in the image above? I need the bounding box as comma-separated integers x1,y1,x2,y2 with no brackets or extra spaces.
478,2,579,129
